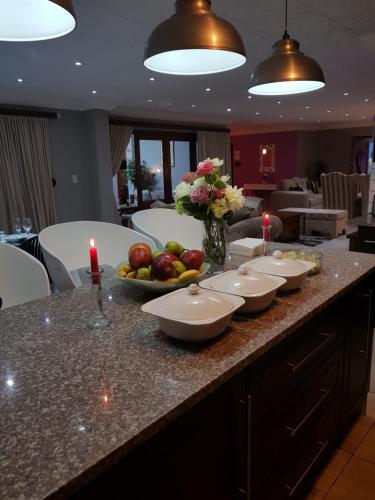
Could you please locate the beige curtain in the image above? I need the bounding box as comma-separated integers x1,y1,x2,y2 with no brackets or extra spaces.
0,116,56,233
197,131,232,177
110,125,133,176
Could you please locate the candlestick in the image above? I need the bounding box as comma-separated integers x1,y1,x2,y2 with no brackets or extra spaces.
262,224,272,256
87,271,111,329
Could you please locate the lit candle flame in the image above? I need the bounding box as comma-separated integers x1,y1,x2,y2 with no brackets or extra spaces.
90,238,95,248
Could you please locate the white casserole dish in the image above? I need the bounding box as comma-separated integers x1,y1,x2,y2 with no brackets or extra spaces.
199,268,286,313
243,255,315,292
141,284,245,342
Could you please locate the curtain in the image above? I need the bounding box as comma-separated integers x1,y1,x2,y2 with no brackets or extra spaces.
109,125,133,224
0,116,56,234
197,131,232,177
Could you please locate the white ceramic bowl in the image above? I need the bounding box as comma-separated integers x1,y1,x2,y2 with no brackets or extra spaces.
199,268,286,313
243,256,315,292
141,284,245,342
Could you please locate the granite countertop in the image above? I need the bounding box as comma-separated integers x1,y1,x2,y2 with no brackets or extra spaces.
0,248,374,499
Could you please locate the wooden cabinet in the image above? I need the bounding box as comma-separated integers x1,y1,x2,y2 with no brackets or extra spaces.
74,279,374,500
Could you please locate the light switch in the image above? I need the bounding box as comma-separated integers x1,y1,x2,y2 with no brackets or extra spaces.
72,174,78,184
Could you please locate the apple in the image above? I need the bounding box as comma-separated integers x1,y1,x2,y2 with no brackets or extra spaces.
151,254,178,280
128,243,152,262
181,249,205,270
129,247,152,270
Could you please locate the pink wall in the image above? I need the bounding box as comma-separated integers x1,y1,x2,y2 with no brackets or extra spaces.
231,131,298,187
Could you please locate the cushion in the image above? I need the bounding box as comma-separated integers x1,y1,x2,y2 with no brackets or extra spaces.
150,200,175,209
293,177,308,191
279,178,297,191
227,206,252,226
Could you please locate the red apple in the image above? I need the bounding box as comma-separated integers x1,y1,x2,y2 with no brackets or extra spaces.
129,247,152,270
128,243,152,262
151,254,178,280
181,249,205,270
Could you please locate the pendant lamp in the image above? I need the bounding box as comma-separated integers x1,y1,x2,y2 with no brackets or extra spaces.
0,0,76,42
248,0,325,95
144,0,246,75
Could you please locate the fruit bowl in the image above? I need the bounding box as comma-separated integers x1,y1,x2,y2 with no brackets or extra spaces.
115,262,211,293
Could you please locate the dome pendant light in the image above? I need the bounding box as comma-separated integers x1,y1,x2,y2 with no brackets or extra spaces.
248,0,325,95
0,0,76,42
144,0,246,75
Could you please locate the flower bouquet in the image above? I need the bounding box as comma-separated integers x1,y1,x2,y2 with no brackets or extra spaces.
174,158,244,271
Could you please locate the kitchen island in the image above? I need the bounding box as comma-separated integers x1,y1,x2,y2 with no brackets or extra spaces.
1,249,374,499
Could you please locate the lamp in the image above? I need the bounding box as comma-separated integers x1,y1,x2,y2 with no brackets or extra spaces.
0,0,76,42
144,0,246,75
248,0,325,95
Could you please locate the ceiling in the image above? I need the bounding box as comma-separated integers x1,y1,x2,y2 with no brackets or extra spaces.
0,0,374,132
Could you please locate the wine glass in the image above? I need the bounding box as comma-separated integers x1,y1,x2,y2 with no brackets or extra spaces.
22,217,32,234
14,217,22,235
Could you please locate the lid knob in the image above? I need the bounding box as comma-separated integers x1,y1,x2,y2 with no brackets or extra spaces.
273,250,283,259
239,267,249,275
188,284,200,295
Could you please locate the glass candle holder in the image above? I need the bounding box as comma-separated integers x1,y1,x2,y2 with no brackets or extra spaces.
262,224,272,255
87,271,111,329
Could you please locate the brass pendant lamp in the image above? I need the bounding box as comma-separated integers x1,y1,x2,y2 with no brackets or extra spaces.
0,0,76,41
144,0,246,75
248,0,325,95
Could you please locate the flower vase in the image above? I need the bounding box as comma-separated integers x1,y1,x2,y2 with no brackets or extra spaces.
202,218,226,273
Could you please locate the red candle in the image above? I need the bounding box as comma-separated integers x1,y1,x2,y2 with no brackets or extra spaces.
262,213,270,242
90,238,100,284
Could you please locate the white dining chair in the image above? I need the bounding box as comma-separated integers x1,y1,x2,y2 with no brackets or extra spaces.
39,221,157,291
131,208,204,250
0,244,50,309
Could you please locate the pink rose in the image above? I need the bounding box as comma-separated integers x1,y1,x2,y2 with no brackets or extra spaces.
196,160,213,176
181,171,197,184
214,188,226,199
190,185,210,204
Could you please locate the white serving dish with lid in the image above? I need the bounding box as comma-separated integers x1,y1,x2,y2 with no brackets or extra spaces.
141,284,245,342
243,254,315,292
199,267,286,313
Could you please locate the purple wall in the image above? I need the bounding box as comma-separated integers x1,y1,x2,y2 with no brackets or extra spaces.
231,131,298,187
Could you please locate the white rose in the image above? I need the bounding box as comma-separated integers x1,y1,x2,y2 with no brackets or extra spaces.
174,182,191,200
224,186,244,212
211,158,224,167
193,177,208,187
221,175,230,183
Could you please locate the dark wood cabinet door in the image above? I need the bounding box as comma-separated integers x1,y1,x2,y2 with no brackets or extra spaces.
343,288,373,425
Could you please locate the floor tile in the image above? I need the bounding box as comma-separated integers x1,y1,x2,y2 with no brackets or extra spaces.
355,422,375,465
325,456,375,500
367,393,375,419
339,415,374,454
306,450,351,500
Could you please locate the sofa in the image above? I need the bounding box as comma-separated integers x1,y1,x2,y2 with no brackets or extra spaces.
270,177,323,211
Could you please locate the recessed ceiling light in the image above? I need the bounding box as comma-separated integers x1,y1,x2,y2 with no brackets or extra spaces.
17,78,23,83
279,115,283,118
345,113,349,117
305,106,310,109
75,61,82,66
318,119,321,122
364,98,369,102
300,117,304,120
91,90,97,94
277,101,281,104
191,104,196,107
226,108,232,112
148,99,153,102
248,95,252,99
326,110,331,113
344,92,349,96
255,112,260,115
205,88,211,92
149,77,155,81
361,116,366,119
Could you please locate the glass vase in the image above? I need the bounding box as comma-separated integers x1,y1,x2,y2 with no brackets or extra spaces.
87,272,111,329
202,218,226,273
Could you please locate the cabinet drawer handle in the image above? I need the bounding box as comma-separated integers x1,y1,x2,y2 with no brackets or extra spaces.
285,333,332,374
285,388,331,437
284,440,328,497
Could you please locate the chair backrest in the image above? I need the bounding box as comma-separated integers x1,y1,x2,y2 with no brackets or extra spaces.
321,172,370,218
131,208,204,250
0,244,50,309
39,221,157,290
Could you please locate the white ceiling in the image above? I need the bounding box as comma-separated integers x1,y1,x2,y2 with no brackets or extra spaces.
0,0,374,132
